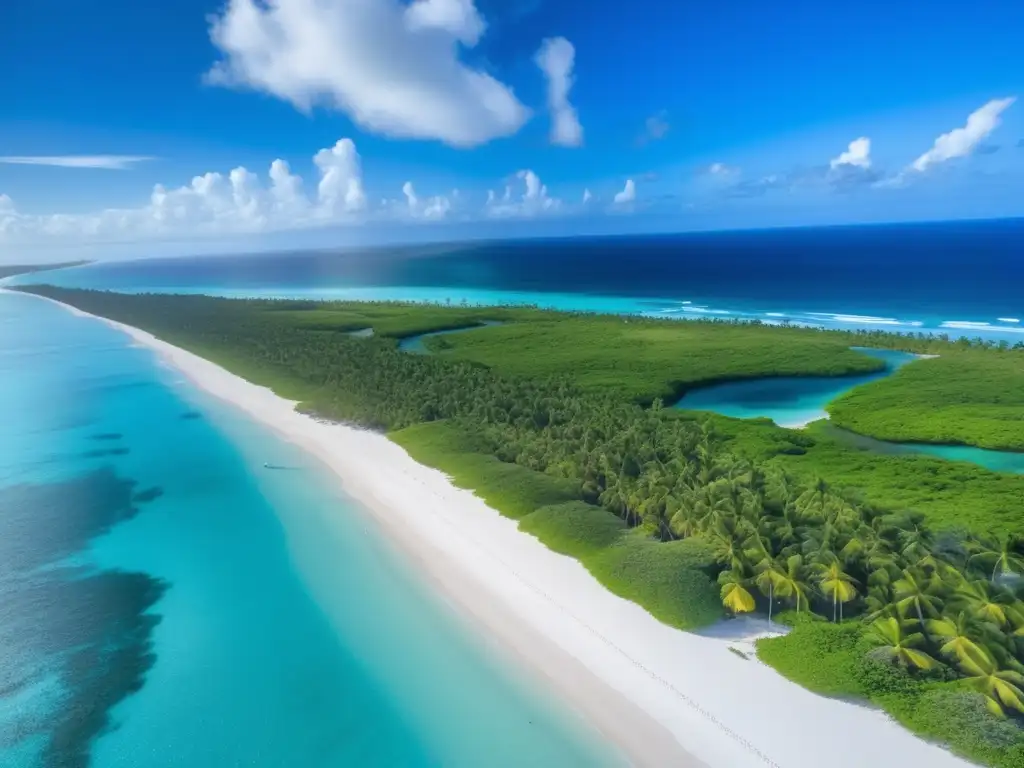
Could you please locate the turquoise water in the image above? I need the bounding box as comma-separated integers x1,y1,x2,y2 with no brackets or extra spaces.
674,347,920,427
0,291,618,768
397,321,503,354
671,346,1024,473
816,424,1024,475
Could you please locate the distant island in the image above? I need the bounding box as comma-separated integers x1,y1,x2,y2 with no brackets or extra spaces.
16,284,1024,768
0,261,90,280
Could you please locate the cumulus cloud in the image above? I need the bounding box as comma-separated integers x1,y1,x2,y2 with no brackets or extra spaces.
830,137,871,169
314,138,366,216
535,37,583,147
398,181,452,220
910,97,1015,173
824,137,882,190
0,137,374,246
206,0,529,147
485,169,561,217
613,179,636,204
404,0,484,45
0,155,154,170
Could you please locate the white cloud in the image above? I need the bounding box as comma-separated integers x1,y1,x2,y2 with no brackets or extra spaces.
268,159,307,216
404,0,484,45
613,179,636,204
485,169,561,218
582,188,592,203
206,0,529,148
398,181,451,220
707,162,739,177
314,139,366,216
0,137,373,246
830,137,871,169
0,155,154,170
910,97,1015,172
535,37,583,147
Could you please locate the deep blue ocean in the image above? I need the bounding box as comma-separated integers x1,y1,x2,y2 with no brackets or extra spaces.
0,291,616,767
13,218,1024,342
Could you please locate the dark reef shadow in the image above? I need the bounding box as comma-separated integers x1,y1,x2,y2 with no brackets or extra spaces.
0,468,167,766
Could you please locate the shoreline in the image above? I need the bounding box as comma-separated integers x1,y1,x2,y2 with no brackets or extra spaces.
13,289,974,768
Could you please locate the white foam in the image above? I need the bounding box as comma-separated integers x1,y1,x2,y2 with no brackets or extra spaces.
801,312,923,328
764,313,786,318
998,318,1020,323
941,321,992,329
681,307,732,315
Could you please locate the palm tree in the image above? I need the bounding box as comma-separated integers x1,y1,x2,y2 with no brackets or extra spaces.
719,569,756,615
776,554,812,613
815,560,859,622
925,612,992,667
955,579,1015,629
968,534,1024,584
866,616,937,671
753,558,789,628
958,651,1024,717
892,568,944,628
709,516,752,572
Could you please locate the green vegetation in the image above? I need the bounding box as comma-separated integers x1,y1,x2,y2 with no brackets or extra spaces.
717,418,1024,537
0,260,89,280
518,502,627,557
391,421,579,517
262,301,528,338
421,315,884,403
759,613,1024,767
830,351,1024,451
16,285,1024,765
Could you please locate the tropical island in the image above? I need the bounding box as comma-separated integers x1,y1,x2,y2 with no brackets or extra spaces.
15,284,1024,768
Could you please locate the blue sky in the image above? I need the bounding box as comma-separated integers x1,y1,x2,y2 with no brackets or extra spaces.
1,0,1023,260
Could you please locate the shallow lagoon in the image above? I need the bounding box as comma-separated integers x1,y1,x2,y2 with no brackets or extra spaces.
672,346,1024,474
816,424,1024,475
674,348,918,427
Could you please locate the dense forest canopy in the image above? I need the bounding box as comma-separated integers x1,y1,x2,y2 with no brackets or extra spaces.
16,285,1024,767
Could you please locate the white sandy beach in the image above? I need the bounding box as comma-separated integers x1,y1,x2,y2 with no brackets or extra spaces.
18,289,973,768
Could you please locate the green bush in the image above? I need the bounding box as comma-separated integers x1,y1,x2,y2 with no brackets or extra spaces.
519,502,627,558
588,533,722,629
390,421,579,518
757,614,866,696
888,687,1024,768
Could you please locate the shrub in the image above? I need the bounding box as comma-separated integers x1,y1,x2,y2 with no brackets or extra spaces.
588,533,722,630
519,502,626,558
757,616,865,697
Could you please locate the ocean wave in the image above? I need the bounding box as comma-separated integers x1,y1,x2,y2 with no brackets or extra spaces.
802,312,923,328
941,321,992,329
681,307,732,315
941,320,1024,335
764,312,787,317
998,318,1021,323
